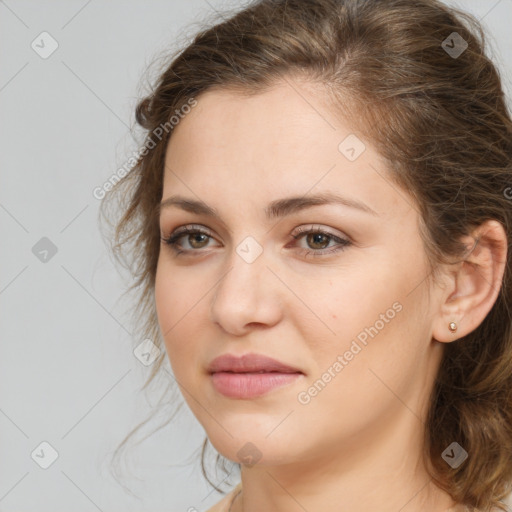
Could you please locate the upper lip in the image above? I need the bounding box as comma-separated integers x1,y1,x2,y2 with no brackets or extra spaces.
207,352,303,374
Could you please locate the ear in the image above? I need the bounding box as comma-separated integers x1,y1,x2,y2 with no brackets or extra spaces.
432,219,508,343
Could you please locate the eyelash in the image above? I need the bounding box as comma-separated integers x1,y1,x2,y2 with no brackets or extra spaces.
160,224,351,258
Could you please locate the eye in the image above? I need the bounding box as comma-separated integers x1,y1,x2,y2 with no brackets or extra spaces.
160,224,352,257
161,225,218,255
288,225,351,257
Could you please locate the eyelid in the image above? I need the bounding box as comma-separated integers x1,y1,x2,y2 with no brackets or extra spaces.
161,224,220,250
164,223,214,238
288,225,351,257
161,223,352,258
290,224,348,240
161,223,348,242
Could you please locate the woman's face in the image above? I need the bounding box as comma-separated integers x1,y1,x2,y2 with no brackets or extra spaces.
155,78,447,470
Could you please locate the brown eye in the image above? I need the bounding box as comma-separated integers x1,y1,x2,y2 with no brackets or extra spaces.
305,232,331,250
161,225,217,254
290,226,351,258
188,232,209,249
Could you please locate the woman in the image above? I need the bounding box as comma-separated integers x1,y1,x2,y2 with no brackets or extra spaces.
101,0,512,510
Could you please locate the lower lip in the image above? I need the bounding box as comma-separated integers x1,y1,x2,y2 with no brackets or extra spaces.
210,371,302,398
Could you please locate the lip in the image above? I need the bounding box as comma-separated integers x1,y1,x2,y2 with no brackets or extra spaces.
207,352,303,374
207,352,304,399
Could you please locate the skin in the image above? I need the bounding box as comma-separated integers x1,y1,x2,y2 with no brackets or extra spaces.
154,76,508,512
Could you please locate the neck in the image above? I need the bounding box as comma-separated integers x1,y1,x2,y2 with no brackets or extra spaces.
229,409,457,512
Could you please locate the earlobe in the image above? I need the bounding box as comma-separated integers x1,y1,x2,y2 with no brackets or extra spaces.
432,219,508,344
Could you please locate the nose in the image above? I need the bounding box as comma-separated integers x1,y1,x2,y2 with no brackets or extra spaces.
210,243,283,336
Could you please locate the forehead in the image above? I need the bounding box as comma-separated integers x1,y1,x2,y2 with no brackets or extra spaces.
165,79,343,168
161,80,409,220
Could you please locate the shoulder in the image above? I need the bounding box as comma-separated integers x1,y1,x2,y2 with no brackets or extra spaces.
205,483,242,512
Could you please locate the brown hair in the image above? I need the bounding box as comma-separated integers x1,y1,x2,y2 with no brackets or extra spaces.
99,0,512,509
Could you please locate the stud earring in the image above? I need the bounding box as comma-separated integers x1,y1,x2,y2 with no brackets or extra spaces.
448,321,457,333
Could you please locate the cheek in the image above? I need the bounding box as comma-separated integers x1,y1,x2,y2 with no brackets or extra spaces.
292,266,392,357
292,302,419,450
154,262,204,369
296,259,424,391
154,257,209,328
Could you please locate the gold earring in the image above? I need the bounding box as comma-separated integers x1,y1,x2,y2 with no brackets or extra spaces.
448,321,457,333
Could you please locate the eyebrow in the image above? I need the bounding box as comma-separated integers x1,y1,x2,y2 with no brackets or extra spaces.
159,192,378,220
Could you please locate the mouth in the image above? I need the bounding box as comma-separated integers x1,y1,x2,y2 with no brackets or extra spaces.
207,352,303,375
210,370,303,399
206,352,304,399
214,369,301,374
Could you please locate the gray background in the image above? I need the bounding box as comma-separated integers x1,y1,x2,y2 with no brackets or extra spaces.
1,1,511,511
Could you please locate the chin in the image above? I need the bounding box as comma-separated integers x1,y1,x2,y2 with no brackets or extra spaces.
206,430,296,467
